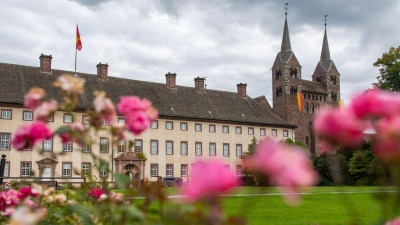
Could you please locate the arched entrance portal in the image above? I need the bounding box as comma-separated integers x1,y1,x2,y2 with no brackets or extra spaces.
114,151,146,188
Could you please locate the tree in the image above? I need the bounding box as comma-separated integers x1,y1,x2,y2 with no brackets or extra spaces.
373,46,400,91
244,136,258,156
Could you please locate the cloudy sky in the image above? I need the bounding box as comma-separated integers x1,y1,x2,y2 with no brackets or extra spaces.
0,0,399,105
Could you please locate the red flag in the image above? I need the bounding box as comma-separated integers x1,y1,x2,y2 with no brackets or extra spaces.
76,25,82,51
297,92,303,112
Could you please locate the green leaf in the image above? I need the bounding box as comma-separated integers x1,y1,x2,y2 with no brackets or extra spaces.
114,173,131,188
54,126,70,134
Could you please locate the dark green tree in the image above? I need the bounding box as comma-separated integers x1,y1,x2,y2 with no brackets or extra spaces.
373,46,400,90
244,136,258,156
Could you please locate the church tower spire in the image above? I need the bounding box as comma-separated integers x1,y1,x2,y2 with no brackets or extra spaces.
281,3,292,52
320,15,331,62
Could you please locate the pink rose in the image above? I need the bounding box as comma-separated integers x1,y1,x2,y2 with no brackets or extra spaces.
182,160,239,201
88,188,105,199
386,218,400,225
24,88,45,110
0,189,21,211
93,91,117,125
125,111,151,135
34,100,58,122
11,122,53,150
58,122,87,146
373,116,400,159
53,74,85,94
117,96,151,115
18,187,38,200
246,139,318,204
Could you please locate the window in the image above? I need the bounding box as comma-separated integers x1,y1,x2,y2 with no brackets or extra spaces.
209,124,216,133
151,120,158,129
101,119,109,126
1,109,11,119
62,163,72,177
166,164,173,177
235,126,242,134
236,165,243,176
236,144,242,157
82,141,91,153
195,142,202,156
181,164,188,177
276,86,282,96
223,144,229,157
180,122,187,131
306,136,309,145
166,121,173,130
166,141,173,155
118,139,126,153
81,163,91,176
181,142,188,155
23,111,33,121
150,164,158,177
100,163,108,177
134,140,142,153
63,142,72,152
222,126,229,133
260,128,266,136
0,133,11,150
195,123,202,132
100,138,109,153
209,143,216,156
47,114,54,122
118,117,125,124
43,138,53,152
272,129,277,137
82,115,90,124
248,127,254,135
283,130,289,137
150,140,158,154
3,162,9,177
64,114,73,123
21,162,31,177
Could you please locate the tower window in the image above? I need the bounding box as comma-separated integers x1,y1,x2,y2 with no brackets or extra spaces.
306,136,309,145
276,86,282,96
290,68,298,78
330,75,336,85
311,104,315,114
290,86,298,96
275,69,282,80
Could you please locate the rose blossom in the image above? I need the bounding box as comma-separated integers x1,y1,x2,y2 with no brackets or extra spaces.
373,116,400,159
314,107,366,151
9,206,46,225
245,139,318,204
11,122,53,150
0,189,20,211
59,122,88,146
18,187,38,199
53,73,85,94
88,188,105,200
182,160,239,201
34,100,58,122
93,91,117,124
24,87,45,110
386,218,400,225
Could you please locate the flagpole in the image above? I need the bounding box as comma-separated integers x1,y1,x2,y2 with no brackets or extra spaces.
74,48,77,74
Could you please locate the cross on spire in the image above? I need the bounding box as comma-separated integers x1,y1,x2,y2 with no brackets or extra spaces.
285,3,288,17
324,15,328,28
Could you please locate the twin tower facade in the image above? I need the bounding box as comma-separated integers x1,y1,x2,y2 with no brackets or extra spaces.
271,14,340,153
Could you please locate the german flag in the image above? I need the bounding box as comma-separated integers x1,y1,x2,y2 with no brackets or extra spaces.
297,92,303,111
76,25,82,51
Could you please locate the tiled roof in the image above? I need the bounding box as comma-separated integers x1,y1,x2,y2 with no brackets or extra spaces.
301,80,327,94
0,62,295,127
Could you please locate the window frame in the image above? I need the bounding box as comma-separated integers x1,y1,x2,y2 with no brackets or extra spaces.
180,122,188,131
82,137,91,153
63,141,73,152
209,143,216,156
235,126,242,134
151,120,158,129
0,133,11,150
260,128,266,136
166,121,173,130
236,165,243,177
222,125,229,133
118,139,127,153
1,109,12,120
166,164,173,177
271,129,278,137
81,162,91,177
99,163,108,177
100,137,109,153
62,162,72,177
150,140,158,155
181,164,188,177
236,144,242,157
43,138,53,152
3,161,10,177
180,141,188,155
82,115,90,124
166,140,174,155
150,164,158,177
63,113,73,123
195,123,202,132
134,139,142,153
209,124,216,133
195,142,202,156
21,161,31,177
283,130,289,137
248,127,254,135
223,143,230,157
22,110,33,121
118,117,125,124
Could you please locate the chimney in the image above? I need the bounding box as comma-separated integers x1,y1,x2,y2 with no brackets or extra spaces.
194,77,205,92
97,63,108,80
165,72,177,88
39,54,52,73
237,83,247,97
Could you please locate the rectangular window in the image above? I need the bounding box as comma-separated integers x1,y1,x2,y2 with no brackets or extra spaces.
209,143,216,156
150,140,158,155
283,130,289,137
101,119,109,126
166,141,173,155
82,142,91,153
118,139,126,153
21,162,31,177
223,143,230,157
181,164,188,177
63,142,72,152
260,128,266,136
62,163,72,177
100,163,108,177
248,127,254,135
209,124,216,133
100,138,109,153
195,142,202,156
150,164,158,177
180,122,187,131
166,164,173,177
222,126,229,133
134,140,142,153
0,133,11,150
43,138,53,152
81,163,91,176
82,115,90,124
23,111,33,121
235,126,242,134
118,117,125,124
47,114,54,122
236,165,243,176
1,109,12,119
181,142,188,155
64,114,73,123
3,162,9,177
236,144,242,157
195,123,202,132
272,129,278,137
166,121,173,130
151,120,158,129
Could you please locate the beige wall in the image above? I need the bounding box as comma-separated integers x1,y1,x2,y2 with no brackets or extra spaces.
0,107,294,183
